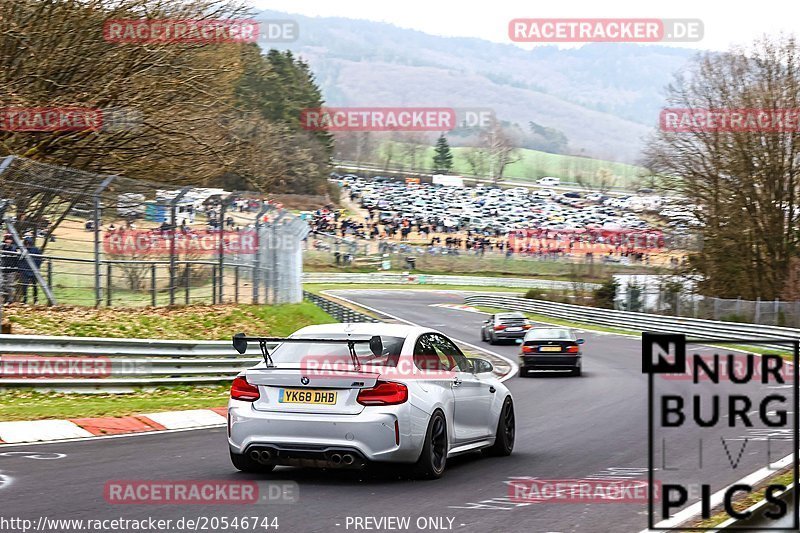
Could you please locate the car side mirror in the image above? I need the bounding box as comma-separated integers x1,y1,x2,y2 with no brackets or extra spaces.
369,335,383,356
576,339,585,345
467,357,494,374
233,332,248,354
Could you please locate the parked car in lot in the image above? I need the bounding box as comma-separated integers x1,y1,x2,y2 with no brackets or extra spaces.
536,177,560,187
518,327,584,376
480,312,531,344
228,323,515,479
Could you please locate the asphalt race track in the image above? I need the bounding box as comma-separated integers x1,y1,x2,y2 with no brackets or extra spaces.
0,289,795,533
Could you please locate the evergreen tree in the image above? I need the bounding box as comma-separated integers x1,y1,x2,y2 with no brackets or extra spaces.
432,134,453,173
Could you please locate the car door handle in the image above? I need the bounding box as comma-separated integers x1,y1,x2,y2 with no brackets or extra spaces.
489,386,496,393
452,377,462,387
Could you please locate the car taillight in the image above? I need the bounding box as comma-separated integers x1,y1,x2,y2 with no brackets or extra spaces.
357,381,408,406
523,324,532,329
494,325,506,331
566,345,580,353
230,376,260,401
521,345,534,353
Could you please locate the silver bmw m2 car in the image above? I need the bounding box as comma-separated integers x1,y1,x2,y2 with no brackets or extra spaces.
227,323,514,479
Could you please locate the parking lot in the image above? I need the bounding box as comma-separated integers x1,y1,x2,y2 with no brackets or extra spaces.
317,175,697,262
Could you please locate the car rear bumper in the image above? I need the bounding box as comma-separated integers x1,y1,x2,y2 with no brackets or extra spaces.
520,355,582,371
492,329,527,340
227,401,422,464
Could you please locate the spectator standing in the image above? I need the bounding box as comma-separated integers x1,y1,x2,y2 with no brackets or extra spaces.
17,237,43,304
1,234,18,303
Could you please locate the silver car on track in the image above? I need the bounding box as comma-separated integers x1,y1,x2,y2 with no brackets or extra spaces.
227,323,514,479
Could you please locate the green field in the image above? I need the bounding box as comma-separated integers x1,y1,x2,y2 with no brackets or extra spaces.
373,141,650,189
0,387,230,422
304,250,657,284
0,302,336,421
3,302,334,339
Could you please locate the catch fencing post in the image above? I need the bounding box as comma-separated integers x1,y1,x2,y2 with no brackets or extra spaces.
217,196,231,304
93,176,115,308
234,266,240,303
212,265,217,305
252,203,271,304
184,263,190,305
106,263,112,306
270,212,286,304
168,187,191,306
151,264,157,306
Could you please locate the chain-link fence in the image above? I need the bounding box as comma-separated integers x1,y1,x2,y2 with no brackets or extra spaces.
614,275,800,327
0,155,309,309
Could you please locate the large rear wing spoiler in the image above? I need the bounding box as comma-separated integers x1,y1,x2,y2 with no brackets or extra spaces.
232,332,383,370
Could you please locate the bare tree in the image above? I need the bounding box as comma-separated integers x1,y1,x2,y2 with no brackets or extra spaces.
479,120,521,184
463,146,488,177
398,132,427,170
0,0,251,182
644,36,800,299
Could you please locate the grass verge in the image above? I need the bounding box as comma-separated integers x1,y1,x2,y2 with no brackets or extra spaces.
0,302,335,422
689,470,794,530
304,283,527,295
0,386,229,422
3,302,335,339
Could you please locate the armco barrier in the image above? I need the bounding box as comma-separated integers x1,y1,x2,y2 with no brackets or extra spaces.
0,295,377,389
304,291,380,323
0,334,262,388
464,295,800,349
303,272,599,291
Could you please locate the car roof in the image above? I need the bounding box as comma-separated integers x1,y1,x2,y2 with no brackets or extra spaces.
524,327,574,337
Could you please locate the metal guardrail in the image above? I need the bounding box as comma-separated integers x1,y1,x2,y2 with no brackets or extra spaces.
304,272,600,290
303,291,380,323
0,334,263,388
0,293,399,389
464,295,800,349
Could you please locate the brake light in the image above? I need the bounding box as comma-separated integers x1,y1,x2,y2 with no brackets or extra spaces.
566,345,580,353
230,376,260,401
521,345,534,353
523,324,532,330
494,325,506,331
357,381,408,406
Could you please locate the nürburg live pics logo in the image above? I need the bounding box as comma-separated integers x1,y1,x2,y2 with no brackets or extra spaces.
642,332,799,530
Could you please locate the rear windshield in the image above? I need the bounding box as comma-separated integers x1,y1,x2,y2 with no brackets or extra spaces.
268,335,406,367
525,329,574,340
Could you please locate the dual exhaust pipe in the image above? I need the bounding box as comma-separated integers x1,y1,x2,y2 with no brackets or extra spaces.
248,448,357,466
250,449,272,463
328,453,355,466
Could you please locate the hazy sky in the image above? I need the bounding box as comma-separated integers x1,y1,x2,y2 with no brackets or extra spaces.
250,0,796,51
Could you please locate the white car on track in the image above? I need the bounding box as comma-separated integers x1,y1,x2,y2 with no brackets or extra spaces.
227,323,514,479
